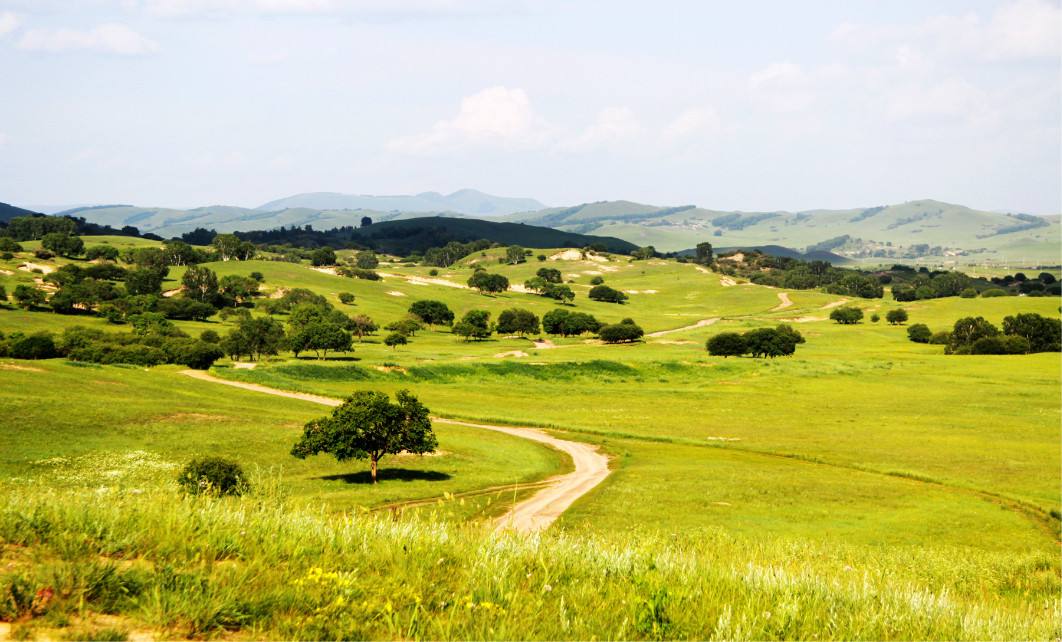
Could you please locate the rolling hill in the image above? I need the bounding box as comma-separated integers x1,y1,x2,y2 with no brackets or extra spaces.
507,199,1061,262
0,202,43,223
257,189,544,216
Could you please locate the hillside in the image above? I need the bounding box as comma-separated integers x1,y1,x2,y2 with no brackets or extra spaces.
0,202,43,222
349,216,638,254
508,199,1062,262
257,189,545,216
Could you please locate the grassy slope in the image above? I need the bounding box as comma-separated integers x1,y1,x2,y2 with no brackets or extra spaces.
0,237,1058,639
0,362,565,515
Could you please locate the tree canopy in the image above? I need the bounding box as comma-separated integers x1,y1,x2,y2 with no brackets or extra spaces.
291,390,437,483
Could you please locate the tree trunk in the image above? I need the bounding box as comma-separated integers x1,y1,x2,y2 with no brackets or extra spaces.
370,456,378,484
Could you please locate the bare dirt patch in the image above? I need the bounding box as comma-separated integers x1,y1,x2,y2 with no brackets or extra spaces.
494,350,529,358
647,318,719,337
154,413,230,422
719,277,738,287
387,290,407,297
310,266,338,276
18,262,55,274
0,363,44,372
781,316,824,323
771,292,793,311
821,299,850,310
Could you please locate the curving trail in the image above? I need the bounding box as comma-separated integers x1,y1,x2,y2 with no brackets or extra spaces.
646,318,719,338
180,370,610,533
771,292,793,311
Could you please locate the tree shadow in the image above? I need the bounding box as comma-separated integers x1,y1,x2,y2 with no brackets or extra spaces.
319,469,452,484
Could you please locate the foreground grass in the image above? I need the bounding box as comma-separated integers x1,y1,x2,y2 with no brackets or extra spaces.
0,486,1056,641
0,361,565,515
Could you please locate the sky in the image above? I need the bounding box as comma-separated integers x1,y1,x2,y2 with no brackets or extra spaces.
0,0,1059,214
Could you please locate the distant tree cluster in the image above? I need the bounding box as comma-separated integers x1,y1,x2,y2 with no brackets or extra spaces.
906,312,1060,354
829,307,864,324
588,284,628,304
525,267,575,303
467,269,509,293
706,325,805,358
0,323,223,369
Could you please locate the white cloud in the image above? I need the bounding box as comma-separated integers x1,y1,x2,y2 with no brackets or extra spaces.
0,11,19,37
18,23,159,55
126,0,513,18
748,62,817,112
561,107,642,152
387,86,550,155
662,107,723,141
831,0,1060,62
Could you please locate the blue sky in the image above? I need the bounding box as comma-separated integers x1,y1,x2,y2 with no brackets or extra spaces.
1,0,1059,213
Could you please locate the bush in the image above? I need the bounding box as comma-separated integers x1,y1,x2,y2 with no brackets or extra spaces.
907,324,932,343
8,332,59,359
980,288,1007,298
588,284,628,304
886,308,908,325
870,313,880,323
970,336,1007,355
200,329,221,344
384,332,408,349
34,249,54,260
960,288,978,298
829,307,864,324
929,331,951,345
338,292,356,305
337,267,381,281
706,332,746,357
428,269,439,276
310,247,337,267
598,321,644,343
589,276,604,285
177,457,249,496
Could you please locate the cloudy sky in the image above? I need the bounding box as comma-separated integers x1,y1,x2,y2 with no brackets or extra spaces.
0,0,1059,213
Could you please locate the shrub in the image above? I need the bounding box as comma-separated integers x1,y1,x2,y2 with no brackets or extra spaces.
589,276,604,285
960,288,978,298
970,336,1007,355
8,332,59,359
428,269,439,276
338,292,356,305
200,330,221,344
384,333,408,349
981,288,1007,298
907,324,932,343
929,331,951,345
588,284,628,304
829,307,864,324
536,254,547,261
706,332,746,357
0,237,22,252
0,252,11,260
599,321,644,343
310,247,337,267
177,457,249,496
337,267,381,281
34,249,54,260
870,313,880,323
249,271,265,282
886,308,908,325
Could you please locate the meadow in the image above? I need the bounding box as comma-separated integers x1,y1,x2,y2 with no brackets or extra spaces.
0,237,1058,639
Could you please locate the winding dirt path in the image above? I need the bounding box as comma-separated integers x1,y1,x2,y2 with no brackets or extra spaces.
646,317,719,338
180,370,610,533
771,292,793,311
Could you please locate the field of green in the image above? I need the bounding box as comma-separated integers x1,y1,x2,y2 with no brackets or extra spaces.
0,237,1058,639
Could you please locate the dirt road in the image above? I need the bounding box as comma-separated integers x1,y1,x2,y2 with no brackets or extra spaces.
180,370,610,533
646,317,719,338
771,292,793,311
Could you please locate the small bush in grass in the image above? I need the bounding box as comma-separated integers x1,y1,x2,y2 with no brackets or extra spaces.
177,457,249,496
929,331,951,345
338,292,355,305
590,275,604,285
830,306,863,324
960,288,978,298
981,288,1007,298
428,268,439,276
886,308,908,325
907,323,932,343
870,313,880,323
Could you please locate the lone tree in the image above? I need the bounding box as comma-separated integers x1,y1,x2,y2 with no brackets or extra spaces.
496,308,540,336
694,242,714,266
291,390,436,484
829,306,864,324
588,284,628,304
886,308,909,325
468,270,509,294
409,299,454,327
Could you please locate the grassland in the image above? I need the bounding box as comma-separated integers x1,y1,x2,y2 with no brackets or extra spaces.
0,237,1058,639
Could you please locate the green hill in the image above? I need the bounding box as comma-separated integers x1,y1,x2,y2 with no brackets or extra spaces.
0,202,43,223
508,199,1061,262
349,216,638,254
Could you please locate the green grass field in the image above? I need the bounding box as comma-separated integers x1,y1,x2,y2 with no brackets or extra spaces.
0,237,1058,639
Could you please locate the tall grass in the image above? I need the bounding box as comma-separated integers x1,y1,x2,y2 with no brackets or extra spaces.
0,484,1055,640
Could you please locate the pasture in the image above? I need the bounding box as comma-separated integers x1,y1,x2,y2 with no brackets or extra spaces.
0,237,1058,639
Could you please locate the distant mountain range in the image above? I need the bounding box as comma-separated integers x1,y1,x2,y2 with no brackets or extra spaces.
0,202,43,223
7,192,1059,263
505,199,1061,262
256,189,545,217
